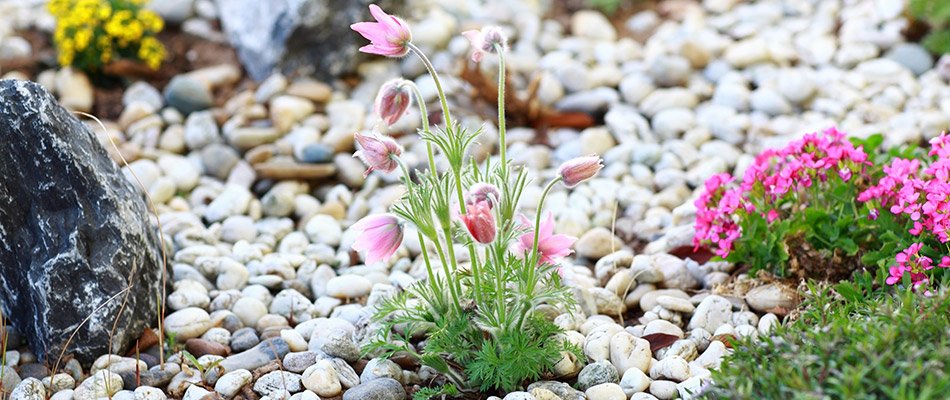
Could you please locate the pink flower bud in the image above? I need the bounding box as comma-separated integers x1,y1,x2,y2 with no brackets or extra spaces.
558,155,603,188
354,131,402,176
374,79,413,126
461,26,508,63
351,4,412,57
465,183,501,208
351,213,404,264
461,200,496,244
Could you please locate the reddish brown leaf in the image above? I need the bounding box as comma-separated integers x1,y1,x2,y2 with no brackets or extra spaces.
669,245,714,264
641,333,679,353
765,306,791,317
125,327,159,356
712,334,739,348
533,112,595,130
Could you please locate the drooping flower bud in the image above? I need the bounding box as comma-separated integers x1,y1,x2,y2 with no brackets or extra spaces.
351,213,404,264
351,4,412,57
354,131,402,176
558,155,603,188
461,26,508,62
465,183,501,208
374,78,413,126
461,200,496,244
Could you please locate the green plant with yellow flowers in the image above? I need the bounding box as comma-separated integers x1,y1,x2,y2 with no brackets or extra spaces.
48,0,166,71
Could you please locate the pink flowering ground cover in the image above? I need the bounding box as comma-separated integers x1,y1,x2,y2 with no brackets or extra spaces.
694,127,950,291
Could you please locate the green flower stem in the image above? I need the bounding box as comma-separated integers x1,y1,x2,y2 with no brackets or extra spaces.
416,231,443,303
408,42,482,305
453,166,484,306
491,243,506,327
396,159,461,312
406,81,437,175
407,42,454,129
527,177,562,293
430,230,462,312
439,224,468,304
494,43,508,172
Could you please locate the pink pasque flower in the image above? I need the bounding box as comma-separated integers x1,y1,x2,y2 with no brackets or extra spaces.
558,155,603,188
515,212,577,265
465,183,501,208
351,213,404,264
462,26,508,62
374,78,412,125
351,4,412,57
354,131,402,176
461,200,496,244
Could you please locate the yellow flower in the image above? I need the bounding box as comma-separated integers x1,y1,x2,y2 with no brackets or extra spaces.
74,28,93,51
137,10,164,32
97,4,112,20
137,36,165,70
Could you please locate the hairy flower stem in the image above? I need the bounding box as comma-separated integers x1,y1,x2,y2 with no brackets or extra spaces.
431,231,462,312
408,42,453,129
451,167,485,305
397,160,461,312
406,81,437,174
527,178,563,294
408,42,483,306
493,44,510,326
494,43,508,173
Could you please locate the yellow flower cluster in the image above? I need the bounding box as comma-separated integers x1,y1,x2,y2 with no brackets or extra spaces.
48,0,166,70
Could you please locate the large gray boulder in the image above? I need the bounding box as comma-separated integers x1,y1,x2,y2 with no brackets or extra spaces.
0,80,165,364
215,0,404,81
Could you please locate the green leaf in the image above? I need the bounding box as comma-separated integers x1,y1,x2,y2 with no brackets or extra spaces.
834,281,862,302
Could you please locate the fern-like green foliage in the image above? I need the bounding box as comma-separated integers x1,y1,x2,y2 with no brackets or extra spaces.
413,384,460,400
466,315,578,392
909,0,950,54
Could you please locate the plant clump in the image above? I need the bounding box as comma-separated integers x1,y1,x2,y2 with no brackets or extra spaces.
348,4,599,395
47,0,166,71
694,128,950,290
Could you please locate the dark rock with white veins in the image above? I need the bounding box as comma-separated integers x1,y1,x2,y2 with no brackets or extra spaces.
0,80,165,364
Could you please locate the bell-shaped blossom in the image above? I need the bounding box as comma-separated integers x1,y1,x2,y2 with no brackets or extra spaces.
351,214,403,264
558,156,603,188
515,212,576,265
351,4,412,57
465,183,501,208
354,131,402,176
375,78,413,125
461,26,508,62
461,200,496,244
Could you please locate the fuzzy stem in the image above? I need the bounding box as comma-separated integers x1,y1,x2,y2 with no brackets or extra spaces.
523,177,562,303
406,81,437,175
396,159,460,311
492,242,506,326
530,178,562,266
453,167,484,305
408,42,453,129
494,43,507,172
416,231,444,306
431,231,462,312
